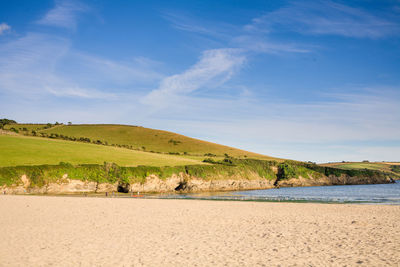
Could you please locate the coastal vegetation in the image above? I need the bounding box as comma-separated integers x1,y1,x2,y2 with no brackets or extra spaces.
0,157,391,189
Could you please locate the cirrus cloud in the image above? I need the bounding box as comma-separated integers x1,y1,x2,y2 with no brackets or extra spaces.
245,0,400,38
142,48,246,106
0,23,11,35
36,0,88,30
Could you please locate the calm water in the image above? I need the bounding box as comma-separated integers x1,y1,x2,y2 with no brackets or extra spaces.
158,181,400,204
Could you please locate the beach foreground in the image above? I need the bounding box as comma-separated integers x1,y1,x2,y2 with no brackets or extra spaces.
0,196,399,266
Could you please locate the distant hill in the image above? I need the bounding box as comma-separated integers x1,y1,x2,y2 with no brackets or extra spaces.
320,162,400,177
5,123,278,160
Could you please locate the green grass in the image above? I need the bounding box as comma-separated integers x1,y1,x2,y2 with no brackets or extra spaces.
320,162,400,174
0,135,204,167
330,162,390,171
38,124,278,160
319,162,400,179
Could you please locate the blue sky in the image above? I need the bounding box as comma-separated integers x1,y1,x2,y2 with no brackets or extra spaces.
1,0,400,162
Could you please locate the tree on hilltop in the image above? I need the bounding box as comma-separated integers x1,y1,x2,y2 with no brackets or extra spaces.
0,118,17,129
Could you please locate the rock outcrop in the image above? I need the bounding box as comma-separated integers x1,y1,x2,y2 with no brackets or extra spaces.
276,173,393,188
129,174,276,193
0,174,118,194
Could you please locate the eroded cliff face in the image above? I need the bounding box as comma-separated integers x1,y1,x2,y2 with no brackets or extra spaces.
0,174,118,194
0,172,393,195
130,174,276,193
275,173,394,188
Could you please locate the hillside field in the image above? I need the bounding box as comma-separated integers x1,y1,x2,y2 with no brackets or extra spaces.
36,124,277,160
321,162,400,176
0,135,203,167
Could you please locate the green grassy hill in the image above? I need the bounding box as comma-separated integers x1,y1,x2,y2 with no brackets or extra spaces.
0,135,203,167
320,162,400,176
34,124,277,160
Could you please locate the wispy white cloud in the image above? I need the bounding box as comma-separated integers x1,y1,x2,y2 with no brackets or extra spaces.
133,56,164,68
63,52,164,86
161,11,236,40
246,1,400,38
163,10,311,54
0,23,11,35
36,0,88,29
0,1,163,101
46,86,117,99
147,9,313,107
233,35,311,54
0,32,162,100
0,32,70,96
142,48,245,106
162,12,217,36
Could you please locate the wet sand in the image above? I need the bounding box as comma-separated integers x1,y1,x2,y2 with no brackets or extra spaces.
0,195,399,266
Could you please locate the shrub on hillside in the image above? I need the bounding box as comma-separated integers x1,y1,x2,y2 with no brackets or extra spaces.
0,118,17,129
390,165,400,174
10,127,19,133
168,139,181,145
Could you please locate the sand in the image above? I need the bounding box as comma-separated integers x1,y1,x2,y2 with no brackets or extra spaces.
0,195,399,266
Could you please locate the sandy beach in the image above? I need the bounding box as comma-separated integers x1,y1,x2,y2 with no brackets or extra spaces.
0,195,399,266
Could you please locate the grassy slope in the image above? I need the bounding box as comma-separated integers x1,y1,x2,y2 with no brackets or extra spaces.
0,135,203,167
320,162,400,176
39,124,277,160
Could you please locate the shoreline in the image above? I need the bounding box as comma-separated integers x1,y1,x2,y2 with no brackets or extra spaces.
5,192,400,205
4,181,399,205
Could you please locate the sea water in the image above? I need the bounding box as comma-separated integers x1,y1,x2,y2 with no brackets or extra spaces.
159,181,400,204
231,180,400,204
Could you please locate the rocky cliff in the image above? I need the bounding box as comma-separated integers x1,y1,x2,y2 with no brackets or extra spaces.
1,171,393,195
